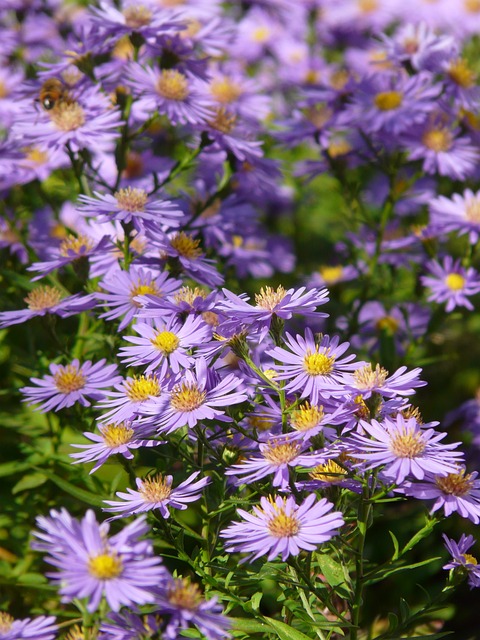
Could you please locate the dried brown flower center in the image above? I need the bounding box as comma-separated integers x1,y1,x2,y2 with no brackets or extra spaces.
390,430,426,458
354,363,389,389
0,613,14,633
49,102,85,131
263,441,301,465
208,107,237,133
123,5,152,29
168,579,202,610
435,470,474,495
115,187,148,212
25,285,63,310
139,474,172,502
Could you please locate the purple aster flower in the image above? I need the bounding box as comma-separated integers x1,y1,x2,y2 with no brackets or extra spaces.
147,357,248,434
13,87,123,153
97,266,182,330
127,63,214,125
218,285,329,341
443,533,480,589
195,109,264,162
267,329,361,404
430,189,480,244
298,458,363,494
71,421,162,473
400,467,480,524
146,229,224,287
421,257,480,312
220,494,344,562
347,415,463,484
20,359,122,412
152,576,231,640
95,374,166,425
77,188,183,227
138,285,218,320
380,23,456,72
346,71,441,136
345,363,427,399
99,610,164,640
103,471,210,519
0,613,56,640
27,233,113,281
225,435,328,490
119,315,212,375
0,285,95,328
32,509,168,612
402,118,479,180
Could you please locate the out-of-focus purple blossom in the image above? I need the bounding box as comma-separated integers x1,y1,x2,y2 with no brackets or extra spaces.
32,510,168,612
421,257,480,312
430,189,480,244
0,613,56,640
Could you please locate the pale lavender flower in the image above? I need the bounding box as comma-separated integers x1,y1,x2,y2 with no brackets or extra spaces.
0,613,56,640
32,510,167,612
267,329,361,404
347,415,463,484
225,436,327,490
77,188,183,226
421,257,480,312
103,471,210,519
96,266,182,330
0,286,96,328
95,374,166,425
443,534,480,588
221,494,344,562
70,421,162,473
119,315,211,375
345,363,427,399
99,610,164,640
21,359,122,412
400,467,480,524
147,357,248,434
430,189,480,244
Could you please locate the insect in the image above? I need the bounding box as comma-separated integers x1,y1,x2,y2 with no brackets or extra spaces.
38,78,72,111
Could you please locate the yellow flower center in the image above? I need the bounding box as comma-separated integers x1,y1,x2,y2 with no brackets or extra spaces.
309,460,347,483
247,414,275,431
59,234,93,257
64,624,85,640
207,107,237,133
304,104,332,128
254,285,287,311
421,128,453,152
53,364,87,393
448,58,476,88
263,441,301,465
151,330,180,355
252,26,270,42
101,423,135,447
374,91,403,111
170,382,206,411
168,578,202,610
375,315,399,334
303,350,335,376
358,0,378,12
88,553,123,579
390,430,426,458
129,281,160,307
466,197,480,223
115,187,148,213
445,273,465,291
210,77,243,104
123,5,152,28
125,375,161,401
173,286,207,305
24,285,63,310
156,70,189,101
267,504,300,537
465,0,480,13
435,469,474,495
170,232,202,258
139,474,172,502
49,101,85,131
328,137,352,158
319,265,344,284
0,613,14,633
290,402,324,431
464,553,478,564
354,363,389,390
113,35,135,60
24,146,49,165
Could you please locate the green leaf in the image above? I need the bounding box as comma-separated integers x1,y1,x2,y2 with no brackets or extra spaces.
230,618,270,634
12,472,47,494
317,553,351,595
389,530,400,561
38,469,105,507
249,591,263,613
264,617,315,640
0,461,32,478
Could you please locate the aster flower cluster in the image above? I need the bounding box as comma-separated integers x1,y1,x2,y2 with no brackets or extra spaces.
2,0,480,638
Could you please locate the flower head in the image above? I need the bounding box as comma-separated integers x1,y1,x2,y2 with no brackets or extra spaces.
421,256,480,312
